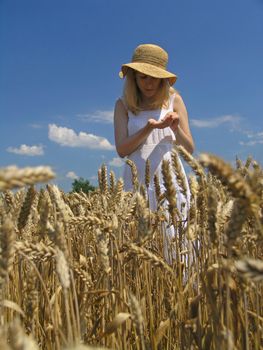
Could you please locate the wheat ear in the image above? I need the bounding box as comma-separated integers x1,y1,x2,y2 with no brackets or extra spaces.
236,258,263,282
0,218,16,293
0,166,55,190
126,159,139,191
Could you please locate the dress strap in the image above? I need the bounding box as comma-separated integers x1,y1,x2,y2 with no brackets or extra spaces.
168,93,177,111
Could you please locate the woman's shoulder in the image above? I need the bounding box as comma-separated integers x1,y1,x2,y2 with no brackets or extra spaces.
170,90,186,108
165,89,187,112
114,97,128,121
169,87,180,99
115,97,128,111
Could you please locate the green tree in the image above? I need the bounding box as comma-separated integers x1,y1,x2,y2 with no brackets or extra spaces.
71,177,95,194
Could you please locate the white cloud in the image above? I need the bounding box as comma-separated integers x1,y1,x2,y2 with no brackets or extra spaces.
76,110,113,124
66,171,79,180
240,130,263,146
108,157,124,167
240,140,263,146
48,124,114,150
29,123,43,129
247,131,263,139
7,144,44,156
191,115,241,128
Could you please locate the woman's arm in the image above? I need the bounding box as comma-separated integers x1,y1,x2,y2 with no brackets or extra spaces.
114,99,155,158
172,94,195,154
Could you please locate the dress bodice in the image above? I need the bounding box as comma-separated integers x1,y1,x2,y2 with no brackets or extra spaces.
127,93,177,146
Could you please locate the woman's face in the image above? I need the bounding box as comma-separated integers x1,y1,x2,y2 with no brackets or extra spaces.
135,72,162,99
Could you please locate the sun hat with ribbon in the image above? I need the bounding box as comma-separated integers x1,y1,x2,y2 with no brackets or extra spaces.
119,44,177,86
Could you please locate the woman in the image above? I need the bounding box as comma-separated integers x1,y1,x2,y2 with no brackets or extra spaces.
114,43,195,260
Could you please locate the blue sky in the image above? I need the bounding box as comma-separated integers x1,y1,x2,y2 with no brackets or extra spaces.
1,0,262,191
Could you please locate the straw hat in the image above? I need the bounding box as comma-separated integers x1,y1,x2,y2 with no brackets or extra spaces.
119,44,177,86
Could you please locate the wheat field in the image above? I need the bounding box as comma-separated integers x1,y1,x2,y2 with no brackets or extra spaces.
0,146,262,350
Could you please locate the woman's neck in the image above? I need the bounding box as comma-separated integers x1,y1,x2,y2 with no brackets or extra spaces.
139,96,157,109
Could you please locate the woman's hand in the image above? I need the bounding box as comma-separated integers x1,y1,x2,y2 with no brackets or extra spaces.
147,118,162,129
162,112,180,131
147,112,179,131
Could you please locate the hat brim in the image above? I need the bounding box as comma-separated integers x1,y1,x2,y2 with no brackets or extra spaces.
119,62,177,86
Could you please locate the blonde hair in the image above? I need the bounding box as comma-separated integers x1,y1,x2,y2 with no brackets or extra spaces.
123,69,176,115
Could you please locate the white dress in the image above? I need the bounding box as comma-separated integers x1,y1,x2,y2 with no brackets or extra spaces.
123,93,190,215
122,93,191,262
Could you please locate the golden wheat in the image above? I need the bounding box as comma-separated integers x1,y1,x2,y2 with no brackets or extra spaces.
0,155,262,350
